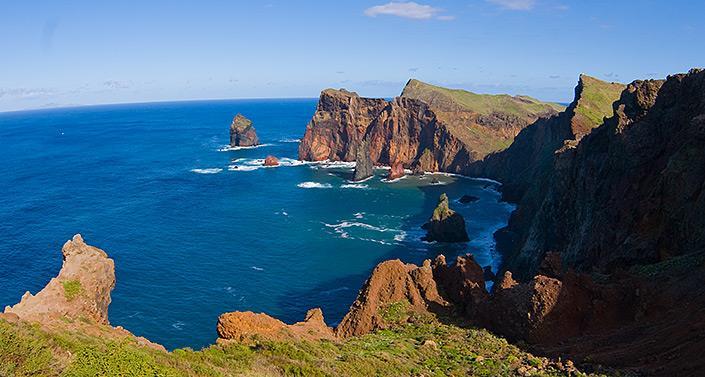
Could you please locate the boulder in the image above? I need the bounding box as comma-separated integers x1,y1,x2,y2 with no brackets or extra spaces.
229,114,259,147
387,162,405,180
421,193,469,242
263,155,279,166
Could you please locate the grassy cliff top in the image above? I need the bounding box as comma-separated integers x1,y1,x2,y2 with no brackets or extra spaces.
401,79,565,118
572,74,626,128
0,318,604,377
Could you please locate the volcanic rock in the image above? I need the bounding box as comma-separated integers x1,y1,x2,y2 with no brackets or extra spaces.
336,259,450,338
263,155,279,166
217,308,335,343
352,139,373,181
387,162,405,180
4,234,115,325
421,193,469,242
229,114,259,147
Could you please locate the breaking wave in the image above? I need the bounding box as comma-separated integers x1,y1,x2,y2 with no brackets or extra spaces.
190,168,222,174
297,182,333,189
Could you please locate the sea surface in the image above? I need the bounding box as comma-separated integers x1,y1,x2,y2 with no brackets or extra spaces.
0,99,514,350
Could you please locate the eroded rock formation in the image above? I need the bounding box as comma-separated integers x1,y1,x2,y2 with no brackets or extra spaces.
217,308,335,343
387,162,405,181
352,139,373,181
230,114,259,147
263,155,279,166
421,193,469,242
299,81,562,174
4,234,115,325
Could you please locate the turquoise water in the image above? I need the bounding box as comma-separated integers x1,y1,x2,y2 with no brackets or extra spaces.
0,100,514,350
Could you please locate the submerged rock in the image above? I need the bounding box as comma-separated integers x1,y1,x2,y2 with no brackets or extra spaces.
263,155,279,166
353,139,373,181
229,114,259,147
421,193,469,242
387,162,405,180
459,194,479,204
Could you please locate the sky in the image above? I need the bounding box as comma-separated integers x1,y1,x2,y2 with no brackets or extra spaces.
1,0,704,112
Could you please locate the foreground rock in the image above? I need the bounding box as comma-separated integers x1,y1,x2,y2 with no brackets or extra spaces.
229,114,259,147
352,139,373,181
336,259,450,337
263,155,279,166
421,193,469,242
4,234,115,325
217,308,335,343
3,234,164,351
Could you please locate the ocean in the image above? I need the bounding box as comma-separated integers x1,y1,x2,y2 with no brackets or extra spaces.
0,99,514,350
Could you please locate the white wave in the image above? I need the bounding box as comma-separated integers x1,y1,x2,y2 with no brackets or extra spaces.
324,221,395,233
341,183,369,189
354,212,365,219
228,157,307,172
382,175,408,183
172,321,185,330
191,168,222,174
308,160,357,169
297,182,333,189
394,231,407,242
279,138,301,143
347,175,374,183
251,266,264,271
218,143,273,152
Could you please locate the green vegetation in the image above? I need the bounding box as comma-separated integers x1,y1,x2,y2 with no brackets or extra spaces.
0,317,608,376
61,280,82,301
572,75,625,128
630,252,705,279
401,79,565,117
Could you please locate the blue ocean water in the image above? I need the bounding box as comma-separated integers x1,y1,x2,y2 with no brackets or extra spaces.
0,100,514,350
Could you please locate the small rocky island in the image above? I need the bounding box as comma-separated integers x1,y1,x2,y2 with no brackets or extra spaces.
422,193,469,242
229,113,259,147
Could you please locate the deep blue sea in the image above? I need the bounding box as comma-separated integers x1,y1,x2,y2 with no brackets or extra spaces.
0,99,514,350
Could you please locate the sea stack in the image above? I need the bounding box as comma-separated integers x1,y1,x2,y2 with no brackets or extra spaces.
353,139,373,181
229,114,259,147
422,193,469,242
263,155,279,166
387,162,405,181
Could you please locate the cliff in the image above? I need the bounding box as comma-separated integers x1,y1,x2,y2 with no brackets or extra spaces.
500,70,705,276
298,81,563,173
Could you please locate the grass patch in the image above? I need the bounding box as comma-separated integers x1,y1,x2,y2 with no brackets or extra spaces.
61,280,82,301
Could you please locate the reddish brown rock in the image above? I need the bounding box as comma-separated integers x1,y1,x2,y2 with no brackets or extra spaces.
387,162,405,180
336,259,450,338
298,89,387,161
229,114,259,147
432,254,487,316
217,308,335,343
263,155,279,166
4,234,115,325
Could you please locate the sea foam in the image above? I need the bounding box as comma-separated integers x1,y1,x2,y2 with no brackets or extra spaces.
190,168,223,174
297,182,333,189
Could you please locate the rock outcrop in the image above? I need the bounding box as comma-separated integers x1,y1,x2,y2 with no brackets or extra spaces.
352,139,373,181
4,234,115,325
298,89,388,161
387,162,405,180
229,114,259,147
217,308,335,343
336,259,450,338
263,155,279,166
421,193,469,242
299,81,563,174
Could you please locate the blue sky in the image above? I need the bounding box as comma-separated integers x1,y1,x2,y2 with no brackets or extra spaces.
1,0,703,111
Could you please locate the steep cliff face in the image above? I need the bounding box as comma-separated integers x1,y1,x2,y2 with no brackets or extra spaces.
299,81,563,173
508,70,705,275
469,75,625,202
298,89,388,161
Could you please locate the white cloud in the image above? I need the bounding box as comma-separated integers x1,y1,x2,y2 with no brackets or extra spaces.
487,0,536,11
364,2,442,20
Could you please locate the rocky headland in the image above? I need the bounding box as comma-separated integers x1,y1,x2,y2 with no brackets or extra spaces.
298,80,563,174
229,113,259,147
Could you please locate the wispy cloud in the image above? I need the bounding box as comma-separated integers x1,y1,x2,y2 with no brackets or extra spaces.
0,88,55,99
103,80,129,89
486,0,536,11
364,2,447,20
